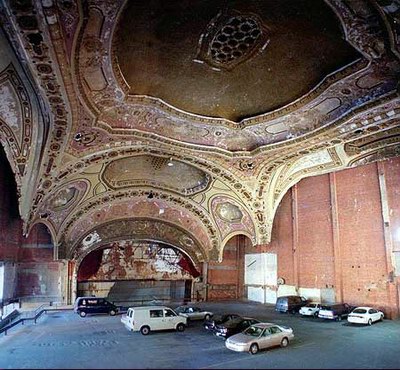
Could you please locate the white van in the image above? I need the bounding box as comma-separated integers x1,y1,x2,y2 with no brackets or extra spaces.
121,306,187,335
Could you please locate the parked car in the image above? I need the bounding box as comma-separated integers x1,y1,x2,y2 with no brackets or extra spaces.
275,295,309,314
225,323,295,355
174,306,213,321
204,313,242,332
74,297,118,317
318,303,353,321
214,317,260,339
347,307,384,326
299,303,322,317
121,306,187,335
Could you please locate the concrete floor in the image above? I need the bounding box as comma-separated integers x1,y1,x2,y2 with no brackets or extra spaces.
1,301,400,369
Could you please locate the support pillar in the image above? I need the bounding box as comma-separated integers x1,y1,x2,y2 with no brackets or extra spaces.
377,162,399,318
329,172,343,303
291,184,299,290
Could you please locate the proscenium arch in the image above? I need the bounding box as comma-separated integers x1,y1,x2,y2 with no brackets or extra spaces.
74,238,202,275
68,217,209,265
71,237,204,305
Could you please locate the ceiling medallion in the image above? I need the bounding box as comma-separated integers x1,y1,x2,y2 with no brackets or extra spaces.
196,10,269,70
216,202,244,223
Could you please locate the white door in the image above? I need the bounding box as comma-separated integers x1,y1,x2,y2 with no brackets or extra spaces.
245,253,277,304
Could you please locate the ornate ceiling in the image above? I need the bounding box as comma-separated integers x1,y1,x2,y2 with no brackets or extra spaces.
0,0,399,264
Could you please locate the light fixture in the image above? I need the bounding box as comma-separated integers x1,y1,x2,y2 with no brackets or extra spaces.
167,158,174,167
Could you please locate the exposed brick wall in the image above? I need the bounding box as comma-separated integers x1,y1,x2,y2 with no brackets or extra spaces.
207,236,244,300
208,158,400,317
266,158,399,317
296,175,335,289
335,163,389,311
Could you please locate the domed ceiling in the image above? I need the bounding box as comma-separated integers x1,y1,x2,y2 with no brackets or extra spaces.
0,0,399,261
114,0,360,121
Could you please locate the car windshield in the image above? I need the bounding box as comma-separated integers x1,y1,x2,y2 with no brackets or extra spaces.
306,304,316,308
244,326,263,337
352,308,367,314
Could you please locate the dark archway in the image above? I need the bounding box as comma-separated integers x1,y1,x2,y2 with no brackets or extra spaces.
75,240,202,306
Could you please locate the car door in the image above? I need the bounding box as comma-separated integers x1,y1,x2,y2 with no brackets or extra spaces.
237,320,251,334
149,309,165,330
192,307,203,319
368,309,379,322
269,326,284,346
127,309,134,328
258,328,274,349
164,308,178,329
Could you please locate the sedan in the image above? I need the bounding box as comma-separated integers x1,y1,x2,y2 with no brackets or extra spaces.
214,317,260,339
204,313,242,332
226,323,294,354
347,307,384,326
174,306,213,321
299,303,321,317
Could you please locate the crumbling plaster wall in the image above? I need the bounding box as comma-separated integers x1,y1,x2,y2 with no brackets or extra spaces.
0,146,64,305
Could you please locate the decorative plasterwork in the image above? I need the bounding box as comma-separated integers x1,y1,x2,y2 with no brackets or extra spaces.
77,240,195,281
0,0,399,259
70,218,208,265
0,64,32,186
68,0,397,152
195,10,269,70
101,155,211,195
211,196,256,250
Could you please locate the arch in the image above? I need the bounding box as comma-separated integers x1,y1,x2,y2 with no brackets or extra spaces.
71,236,203,305
220,231,255,262
69,217,208,265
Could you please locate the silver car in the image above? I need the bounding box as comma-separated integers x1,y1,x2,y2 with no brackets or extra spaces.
174,306,213,321
225,323,294,355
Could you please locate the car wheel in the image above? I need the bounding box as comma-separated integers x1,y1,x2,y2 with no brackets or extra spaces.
140,326,150,335
368,319,372,326
79,311,86,318
280,337,289,348
249,343,259,355
109,310,116,316
177,323,185,332
205,314,211,321
336,315,342,322
313,312,319,318
380,314,384,321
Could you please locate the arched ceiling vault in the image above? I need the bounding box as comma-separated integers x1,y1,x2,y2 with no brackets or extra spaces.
0,0,399,259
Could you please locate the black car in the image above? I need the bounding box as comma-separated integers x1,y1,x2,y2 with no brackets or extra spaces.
74,297,118,317
318,303,354,321
275,295,309,314
214,317,260,339
203,313,242,332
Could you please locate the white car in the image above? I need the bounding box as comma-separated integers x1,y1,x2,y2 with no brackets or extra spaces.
347,307,384,326
299,303,321,317
174,306,213,321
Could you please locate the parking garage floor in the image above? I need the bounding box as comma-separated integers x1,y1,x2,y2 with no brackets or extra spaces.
1,301,400,369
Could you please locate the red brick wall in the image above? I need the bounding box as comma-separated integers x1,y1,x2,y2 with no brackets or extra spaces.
335,163,389,310
208,158,400,317
207,236,246,300
266,158,400,317
297,175,335,289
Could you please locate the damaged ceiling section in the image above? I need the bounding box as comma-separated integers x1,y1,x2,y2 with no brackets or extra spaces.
0,0,399,267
